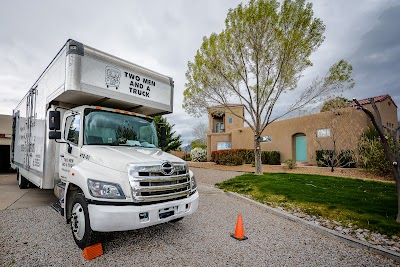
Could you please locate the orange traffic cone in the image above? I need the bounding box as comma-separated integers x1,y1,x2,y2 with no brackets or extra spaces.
231,214,248,240
82,243,103,260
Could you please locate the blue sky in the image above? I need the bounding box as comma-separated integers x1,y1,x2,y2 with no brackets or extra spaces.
1,0,399,144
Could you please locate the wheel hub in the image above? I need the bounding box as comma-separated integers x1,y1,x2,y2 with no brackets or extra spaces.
71,203,85,240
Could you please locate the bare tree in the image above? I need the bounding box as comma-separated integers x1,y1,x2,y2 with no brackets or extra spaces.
353,98,400,222
314,106,357,172
192,122,208,145
183,0,354,174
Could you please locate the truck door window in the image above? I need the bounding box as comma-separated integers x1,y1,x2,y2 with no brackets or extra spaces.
65,115,80,145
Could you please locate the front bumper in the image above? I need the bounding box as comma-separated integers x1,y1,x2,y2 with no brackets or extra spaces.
88,191,199,232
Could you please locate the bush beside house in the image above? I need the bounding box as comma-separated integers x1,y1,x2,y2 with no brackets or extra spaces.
211,149,280,166
190,147,207,162
315,150,356,168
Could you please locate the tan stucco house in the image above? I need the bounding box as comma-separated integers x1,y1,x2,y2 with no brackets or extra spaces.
207,95,398,165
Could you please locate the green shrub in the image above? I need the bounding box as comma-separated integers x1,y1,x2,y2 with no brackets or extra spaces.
261,151,281,165
243,150,254,164
316,150,331,167
359,128,394,176
285,159,297,169
316,150,355,168
210,149,245,165
211,149,280,165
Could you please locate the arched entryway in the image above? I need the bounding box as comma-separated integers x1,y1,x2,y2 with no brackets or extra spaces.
293,133,307,162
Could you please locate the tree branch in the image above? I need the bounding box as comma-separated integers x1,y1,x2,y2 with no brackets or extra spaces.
353,98,396,169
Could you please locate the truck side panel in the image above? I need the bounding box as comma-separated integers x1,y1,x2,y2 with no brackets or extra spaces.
12,47,67,189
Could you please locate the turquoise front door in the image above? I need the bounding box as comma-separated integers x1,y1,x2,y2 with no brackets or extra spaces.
295,136,307,161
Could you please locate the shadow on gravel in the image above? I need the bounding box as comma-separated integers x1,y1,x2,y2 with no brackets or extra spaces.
96,220,187,250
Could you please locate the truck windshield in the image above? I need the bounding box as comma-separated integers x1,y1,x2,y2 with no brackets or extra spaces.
83,109,158,148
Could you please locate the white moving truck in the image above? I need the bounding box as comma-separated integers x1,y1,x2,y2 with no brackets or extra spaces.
11,39,199,249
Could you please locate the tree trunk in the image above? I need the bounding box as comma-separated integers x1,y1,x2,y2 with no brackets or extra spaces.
254,139,262,175
394,166,400,223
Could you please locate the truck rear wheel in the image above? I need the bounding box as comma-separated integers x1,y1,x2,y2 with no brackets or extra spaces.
70,193,98,249
18,172,30,189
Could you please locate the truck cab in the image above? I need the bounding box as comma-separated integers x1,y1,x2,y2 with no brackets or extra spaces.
49,105,198,248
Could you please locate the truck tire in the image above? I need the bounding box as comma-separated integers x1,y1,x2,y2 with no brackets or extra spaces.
70,193,98,249
18,172,30,189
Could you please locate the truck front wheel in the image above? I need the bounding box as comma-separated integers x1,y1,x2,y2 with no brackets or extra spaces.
70,193,98,249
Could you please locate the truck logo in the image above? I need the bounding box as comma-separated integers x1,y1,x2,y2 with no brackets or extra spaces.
160,161,173,176
105,66,121,89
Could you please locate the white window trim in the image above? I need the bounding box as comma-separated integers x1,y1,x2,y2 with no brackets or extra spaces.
217,141,231,150
316,128,330,138
260,136,272,142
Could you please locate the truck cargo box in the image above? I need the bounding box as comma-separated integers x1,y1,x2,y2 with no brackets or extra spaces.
11,39,174,188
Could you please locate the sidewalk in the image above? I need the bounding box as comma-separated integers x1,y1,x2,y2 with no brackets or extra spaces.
0,173,57,210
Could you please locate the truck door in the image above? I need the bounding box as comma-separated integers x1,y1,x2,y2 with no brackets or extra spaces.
10,111,19,165
59,113,81,181
24,87,37,170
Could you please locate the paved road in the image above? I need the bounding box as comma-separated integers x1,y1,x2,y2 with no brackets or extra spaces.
0,173,57,210
0,169,397,266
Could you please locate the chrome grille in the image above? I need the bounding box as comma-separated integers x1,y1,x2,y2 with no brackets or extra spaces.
128,162,190,203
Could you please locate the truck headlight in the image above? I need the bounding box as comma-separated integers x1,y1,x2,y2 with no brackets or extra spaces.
87,179,125,199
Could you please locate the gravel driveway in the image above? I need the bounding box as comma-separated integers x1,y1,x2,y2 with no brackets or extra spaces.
0,168,397,266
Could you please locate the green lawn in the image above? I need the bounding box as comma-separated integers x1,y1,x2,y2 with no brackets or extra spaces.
216,173,400,236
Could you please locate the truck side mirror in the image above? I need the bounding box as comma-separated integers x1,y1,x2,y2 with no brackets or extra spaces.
160,126,166,148
49,111,61,140
49,131,61,139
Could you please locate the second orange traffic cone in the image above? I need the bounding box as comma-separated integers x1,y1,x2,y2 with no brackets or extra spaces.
231,214,248,240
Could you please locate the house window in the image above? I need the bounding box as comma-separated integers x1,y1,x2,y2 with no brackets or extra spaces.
228,117,233,124
316,128,330,138
260,136,272,142
215,122,225,133
217,142,231,150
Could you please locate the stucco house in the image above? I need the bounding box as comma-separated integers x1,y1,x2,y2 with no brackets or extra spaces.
206,94,398,165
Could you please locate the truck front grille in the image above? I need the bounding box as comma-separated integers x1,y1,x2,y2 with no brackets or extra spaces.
128,162,191,203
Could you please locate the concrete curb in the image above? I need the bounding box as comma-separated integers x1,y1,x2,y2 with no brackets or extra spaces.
225,191,400,263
